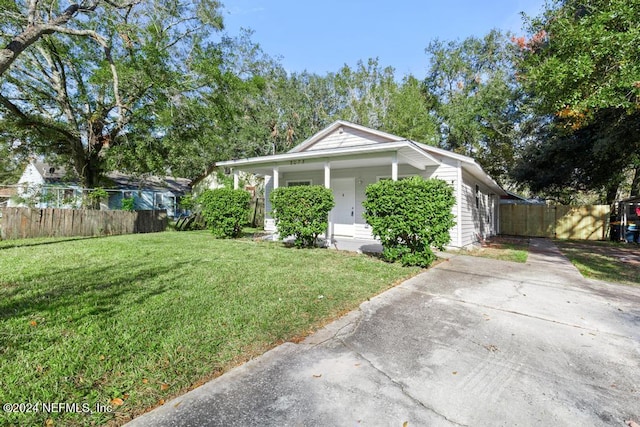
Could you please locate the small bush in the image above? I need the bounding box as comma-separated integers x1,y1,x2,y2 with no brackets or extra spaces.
179,194,196,211
363,177,456,267
270,185,335,248
197,188,251,238
85,187,108,210
121,197,135,211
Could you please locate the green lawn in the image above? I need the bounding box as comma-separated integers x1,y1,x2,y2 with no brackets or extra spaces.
555,240,640,286
0,231,420,426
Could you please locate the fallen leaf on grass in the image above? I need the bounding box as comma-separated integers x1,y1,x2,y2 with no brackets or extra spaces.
110,398,124,406
29,320,37,327
142,378,148,384
158,399,165,405
160,383,170,391
45,419,54,426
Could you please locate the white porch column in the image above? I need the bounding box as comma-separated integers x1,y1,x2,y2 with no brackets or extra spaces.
233,169,239,190
456,160,463,247
391,152,398,181
324,161,331,188
273,166,279,189
272,166,280,241
324,161,332,245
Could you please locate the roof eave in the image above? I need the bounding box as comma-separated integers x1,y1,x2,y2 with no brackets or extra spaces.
217,140,439,168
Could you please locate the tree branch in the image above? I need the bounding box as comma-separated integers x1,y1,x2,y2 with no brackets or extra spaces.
41,25,124,126
0,0,140,77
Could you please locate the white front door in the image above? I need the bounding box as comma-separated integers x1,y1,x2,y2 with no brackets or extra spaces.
331,178,355,237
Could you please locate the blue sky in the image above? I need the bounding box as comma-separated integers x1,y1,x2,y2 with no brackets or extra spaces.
220,0,546,79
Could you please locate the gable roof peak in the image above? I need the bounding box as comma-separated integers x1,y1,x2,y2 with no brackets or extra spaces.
289,120,405,153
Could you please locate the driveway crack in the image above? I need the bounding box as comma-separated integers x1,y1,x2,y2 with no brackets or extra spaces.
339,339,469,427
300,308,365,347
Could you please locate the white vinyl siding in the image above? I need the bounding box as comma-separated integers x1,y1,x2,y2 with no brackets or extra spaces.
17,163,45,185
461,170,496,245
430,158,460,247
305,127,395,151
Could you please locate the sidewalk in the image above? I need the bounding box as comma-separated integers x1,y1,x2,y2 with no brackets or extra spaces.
525,237,586,279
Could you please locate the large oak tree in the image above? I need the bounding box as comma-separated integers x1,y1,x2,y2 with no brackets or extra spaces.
0,0,223,188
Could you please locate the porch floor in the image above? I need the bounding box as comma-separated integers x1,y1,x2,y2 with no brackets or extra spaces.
265,234,383,254
327,237,383,254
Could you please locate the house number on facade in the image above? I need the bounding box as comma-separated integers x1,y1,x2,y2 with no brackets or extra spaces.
290,160,305,165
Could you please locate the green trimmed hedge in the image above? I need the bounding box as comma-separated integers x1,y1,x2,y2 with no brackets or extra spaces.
270,185,335,248
363,177,456,267
197,188,251,238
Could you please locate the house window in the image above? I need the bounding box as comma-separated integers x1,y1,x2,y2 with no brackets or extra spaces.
475,185,480,209
376,175,415,182
154,193,165,209
286,180,312,187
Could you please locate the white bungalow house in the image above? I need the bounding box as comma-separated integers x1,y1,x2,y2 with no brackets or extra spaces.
217,121,506,248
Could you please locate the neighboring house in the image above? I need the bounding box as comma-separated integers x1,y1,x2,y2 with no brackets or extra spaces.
105,171,191,218
7,161,191,218
216,120,506,248
0,187,16,207
500,190,546,205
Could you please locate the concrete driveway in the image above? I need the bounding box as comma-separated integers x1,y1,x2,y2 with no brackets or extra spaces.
126,239,640,427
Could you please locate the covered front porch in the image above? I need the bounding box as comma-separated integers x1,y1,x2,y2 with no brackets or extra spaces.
225,142,441,240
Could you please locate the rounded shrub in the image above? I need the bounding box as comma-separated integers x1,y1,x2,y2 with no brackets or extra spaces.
363,176,456,267
121,197,135,211
270,185,335,248
197,188,251,238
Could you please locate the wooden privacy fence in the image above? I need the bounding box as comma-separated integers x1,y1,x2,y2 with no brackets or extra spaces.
500,204,610,240
0,207,168,240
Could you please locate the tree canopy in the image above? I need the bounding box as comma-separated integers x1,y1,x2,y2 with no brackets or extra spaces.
517,0,640,120
0,0,223,187
513,0,640,202
2,0,638,205
424,30,529,182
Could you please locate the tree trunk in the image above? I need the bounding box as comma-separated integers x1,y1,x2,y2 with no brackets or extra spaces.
604,174,625,206
67,130,105,208
630,166,640,198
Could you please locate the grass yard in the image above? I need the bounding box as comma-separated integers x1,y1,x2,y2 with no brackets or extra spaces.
0,231,420,426
555,240,640,286
454,236,529,263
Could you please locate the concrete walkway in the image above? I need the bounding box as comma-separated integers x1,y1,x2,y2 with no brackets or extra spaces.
126,238,640,427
